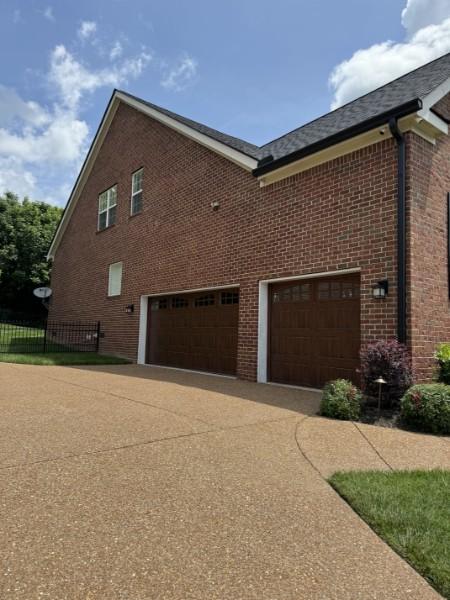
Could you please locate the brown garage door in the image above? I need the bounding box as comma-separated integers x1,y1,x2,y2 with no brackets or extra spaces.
146,288,239,375
269,274,360,388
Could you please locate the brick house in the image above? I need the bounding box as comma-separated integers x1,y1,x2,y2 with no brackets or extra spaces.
48,54,450,388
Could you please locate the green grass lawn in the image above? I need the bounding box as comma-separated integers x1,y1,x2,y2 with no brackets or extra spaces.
0,323,130,365
0,322,63,352
330,470,450,598
0,352,130,365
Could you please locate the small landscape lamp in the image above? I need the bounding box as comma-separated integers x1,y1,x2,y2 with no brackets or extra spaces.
375,376,387,416
372,279,389,299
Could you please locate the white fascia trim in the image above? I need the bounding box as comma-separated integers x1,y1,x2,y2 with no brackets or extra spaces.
416,109,448,135
115,92,258,172
258,126,393,188
137,295,148,364
137,283,240,365
418,76,450,135
144,283,239,298
257,267,361,383
258,267,361,285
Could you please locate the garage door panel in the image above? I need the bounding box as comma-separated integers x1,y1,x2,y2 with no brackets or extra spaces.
269,275,360,388
147,289,238,376
317,335,359,360
316,306,358,330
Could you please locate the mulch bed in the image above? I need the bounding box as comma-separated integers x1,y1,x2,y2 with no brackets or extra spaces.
359,397,401,428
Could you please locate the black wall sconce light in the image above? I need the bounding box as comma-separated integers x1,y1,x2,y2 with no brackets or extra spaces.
125,304,135,314
372,279,389,299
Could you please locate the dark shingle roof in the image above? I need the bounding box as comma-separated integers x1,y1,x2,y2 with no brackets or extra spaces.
118,90,262,159
261,52,450,162
120,52,450,169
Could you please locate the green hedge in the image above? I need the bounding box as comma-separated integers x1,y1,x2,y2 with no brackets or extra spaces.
319,379,362,421
435,343,450,384
401,384,450,434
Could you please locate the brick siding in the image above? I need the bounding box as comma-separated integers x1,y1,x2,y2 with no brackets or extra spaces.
407,122,450,381
50,102,400,380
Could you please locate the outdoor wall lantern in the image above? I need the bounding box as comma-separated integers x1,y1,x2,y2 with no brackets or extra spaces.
372,279,389,299
125,304,135,314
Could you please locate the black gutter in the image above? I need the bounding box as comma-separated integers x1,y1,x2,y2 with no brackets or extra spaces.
389,117,407,345
253,98,422,176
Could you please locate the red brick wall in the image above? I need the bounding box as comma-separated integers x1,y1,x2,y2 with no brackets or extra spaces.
50,102,399,380
407,126,450,381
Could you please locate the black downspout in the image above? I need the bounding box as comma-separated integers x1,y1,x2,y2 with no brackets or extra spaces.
389,117,407,345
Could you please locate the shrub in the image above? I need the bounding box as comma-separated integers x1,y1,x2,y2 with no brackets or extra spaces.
435,343,450,384
320,379,362,421
401,384,450,434
359,340,413,407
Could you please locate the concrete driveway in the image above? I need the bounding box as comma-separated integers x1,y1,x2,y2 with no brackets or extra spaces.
0,363,447,599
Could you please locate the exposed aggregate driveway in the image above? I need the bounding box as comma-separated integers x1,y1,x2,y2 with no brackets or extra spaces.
0,362,447,599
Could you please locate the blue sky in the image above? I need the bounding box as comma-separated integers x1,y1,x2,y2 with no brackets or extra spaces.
1,0,450,205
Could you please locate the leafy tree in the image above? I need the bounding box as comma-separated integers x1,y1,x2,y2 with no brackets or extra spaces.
0,192,63,318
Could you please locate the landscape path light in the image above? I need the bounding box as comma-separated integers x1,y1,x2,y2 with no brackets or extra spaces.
375,376,387,417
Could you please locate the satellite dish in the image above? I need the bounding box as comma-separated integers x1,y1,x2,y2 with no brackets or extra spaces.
33,287,52,299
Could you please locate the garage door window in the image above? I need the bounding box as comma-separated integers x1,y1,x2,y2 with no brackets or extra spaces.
221,291,239,304
273,283,310,303
172,297,189,308
151,298,168,310
318,280,359,300
195,294,215,307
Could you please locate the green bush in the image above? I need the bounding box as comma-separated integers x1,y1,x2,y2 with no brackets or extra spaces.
320,379,362,421
401,384,450,434
435,343,450,384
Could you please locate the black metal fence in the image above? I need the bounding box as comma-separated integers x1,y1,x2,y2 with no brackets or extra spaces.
0,320,101,353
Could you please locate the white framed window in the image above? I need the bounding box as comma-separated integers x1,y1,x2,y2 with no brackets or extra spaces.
130,168,143,215
108,262,123,297
98,185,117,230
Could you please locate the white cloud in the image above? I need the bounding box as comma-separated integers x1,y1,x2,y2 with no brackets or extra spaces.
0,27,152,204
110,41,123,61
0,157,37,199
329,1,450,109
0,85,50,128
49,44,116,110
49,44,152,110
77,20,97,41
43,6,55,22
402,0,450,35
0,112,88,164
161,55,198,91
12,9,21,24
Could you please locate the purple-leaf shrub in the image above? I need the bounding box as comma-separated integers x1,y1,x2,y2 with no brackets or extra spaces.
359,339,413,406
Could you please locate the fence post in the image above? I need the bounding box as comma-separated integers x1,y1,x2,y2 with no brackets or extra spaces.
96,321,101,352
43,319,48,353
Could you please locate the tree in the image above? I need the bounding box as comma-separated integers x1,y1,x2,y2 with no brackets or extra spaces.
0,192,63,318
